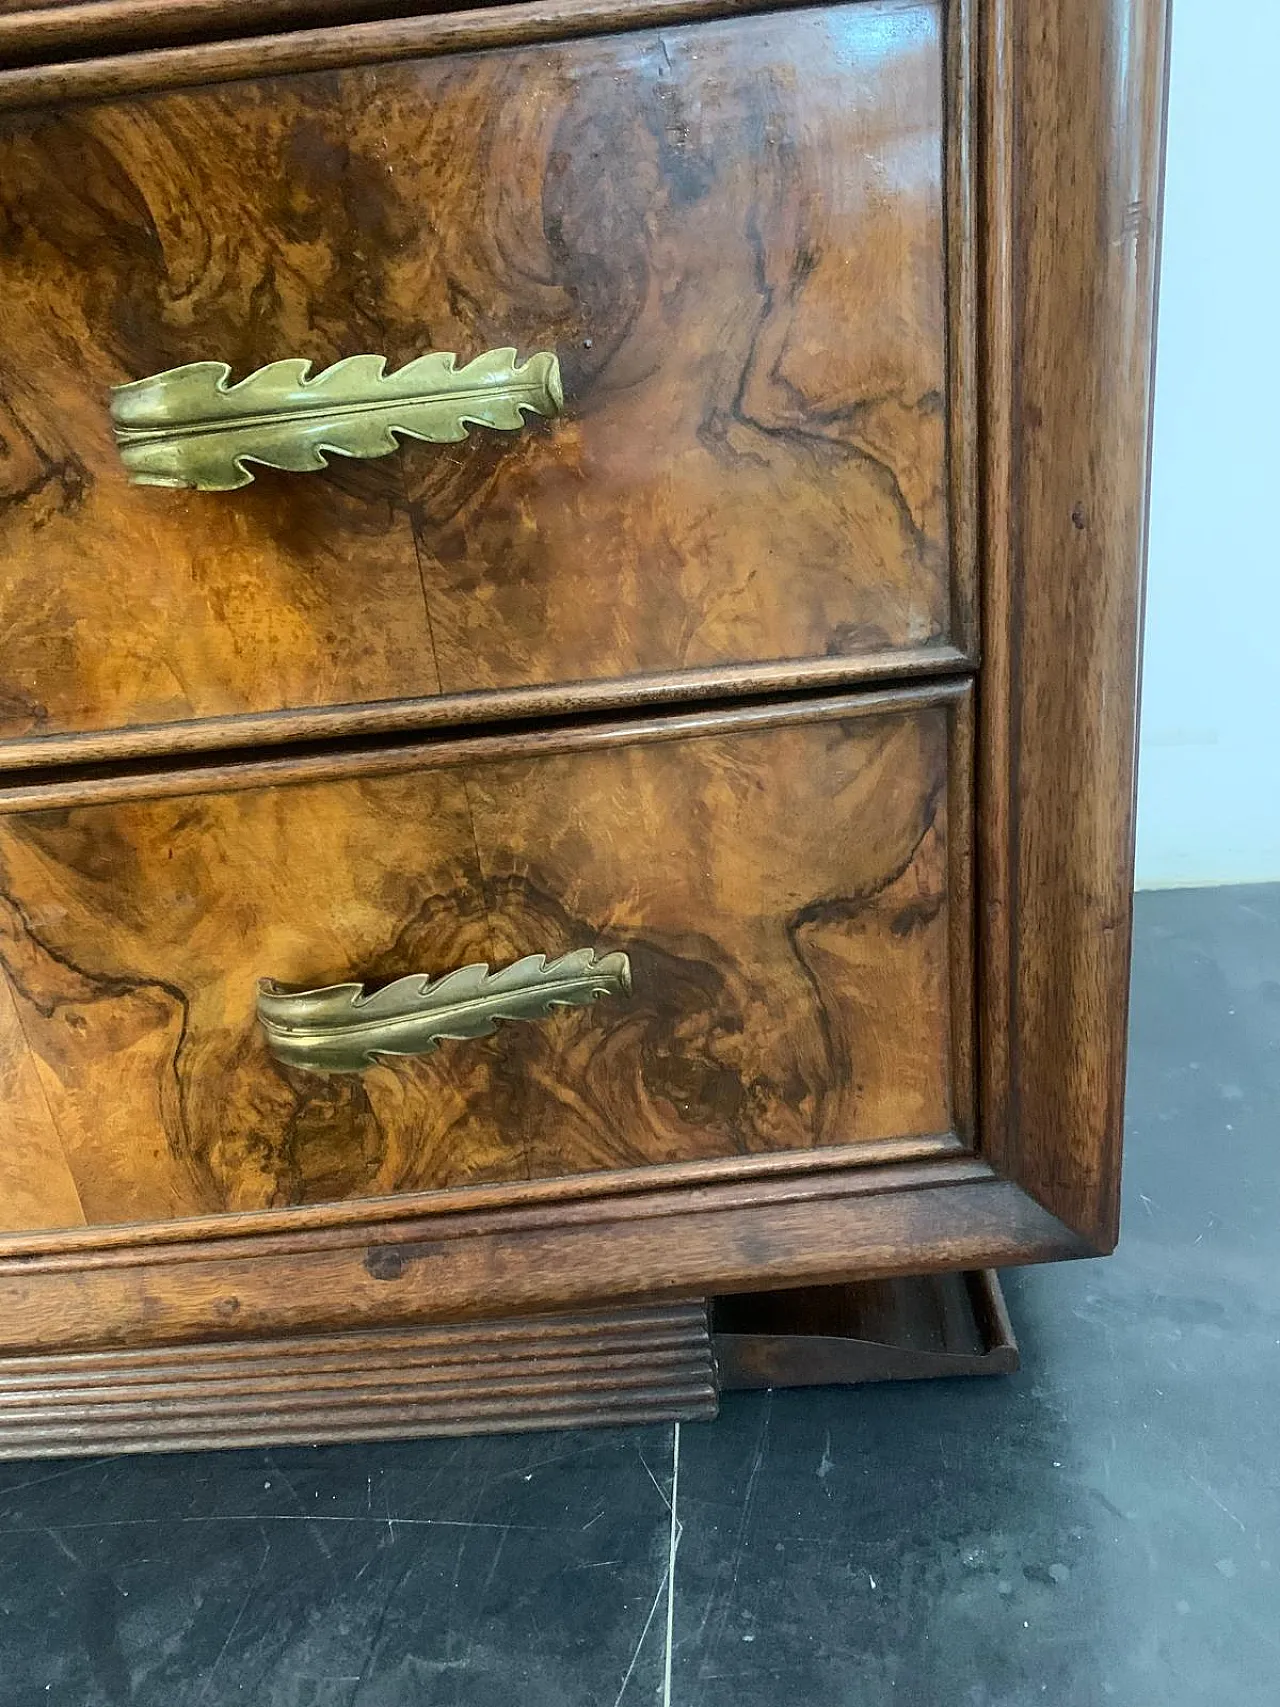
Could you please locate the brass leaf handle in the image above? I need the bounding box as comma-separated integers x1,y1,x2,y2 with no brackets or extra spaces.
109,346,563,491
257,948,632,1074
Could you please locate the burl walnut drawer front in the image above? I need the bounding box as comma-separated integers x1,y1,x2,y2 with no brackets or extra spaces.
0,684,972,1236
0,1,955,753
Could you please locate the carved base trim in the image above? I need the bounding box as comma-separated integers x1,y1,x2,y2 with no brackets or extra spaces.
0,1303,717,1459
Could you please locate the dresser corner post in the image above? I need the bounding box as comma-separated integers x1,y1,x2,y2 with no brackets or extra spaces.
973,0,1171,1254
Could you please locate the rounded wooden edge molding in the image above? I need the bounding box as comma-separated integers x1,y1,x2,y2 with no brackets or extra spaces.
0,679,973,812
0,650,974,777
0,1141,975,1268
0,0,832,110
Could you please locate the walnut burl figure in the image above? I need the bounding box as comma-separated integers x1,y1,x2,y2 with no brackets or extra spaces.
0,0,1168,1453
0,695,970,1226
0,5,953,754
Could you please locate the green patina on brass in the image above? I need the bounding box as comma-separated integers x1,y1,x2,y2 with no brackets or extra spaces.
257,949,632,1074
110,347,563,491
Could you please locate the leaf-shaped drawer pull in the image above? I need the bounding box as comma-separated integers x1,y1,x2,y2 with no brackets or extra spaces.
257,948,632,1075
109,347,563,491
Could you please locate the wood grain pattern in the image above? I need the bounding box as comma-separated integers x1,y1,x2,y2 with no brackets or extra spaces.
0,968,86,1232
0,0,1169,1445
0,687,971,1234
976,0,1169,1248
0,2,954,749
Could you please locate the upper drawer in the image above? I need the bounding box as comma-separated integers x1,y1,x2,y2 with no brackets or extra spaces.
0,682,971,1237
0,1,958,755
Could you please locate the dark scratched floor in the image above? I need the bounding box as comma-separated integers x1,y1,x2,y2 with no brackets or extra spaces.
1,885,1278,1706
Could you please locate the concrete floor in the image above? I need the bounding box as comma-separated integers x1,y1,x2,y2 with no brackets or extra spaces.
1,884,1277,1706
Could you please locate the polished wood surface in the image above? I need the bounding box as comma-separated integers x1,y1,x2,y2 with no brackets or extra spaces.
976,0,1169,1248
0,971,86,1233
0,687,971,1234
0,2,951,748
0,0,1168,1449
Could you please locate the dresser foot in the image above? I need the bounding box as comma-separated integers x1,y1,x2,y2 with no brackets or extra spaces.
711,1270,1018,1390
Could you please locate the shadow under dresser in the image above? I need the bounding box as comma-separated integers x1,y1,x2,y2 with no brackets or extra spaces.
0,0,1169,1452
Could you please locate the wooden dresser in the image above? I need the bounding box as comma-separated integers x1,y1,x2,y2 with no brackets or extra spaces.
0,0,1168,1454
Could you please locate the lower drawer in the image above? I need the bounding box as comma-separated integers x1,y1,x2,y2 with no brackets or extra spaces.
0,683,971,1236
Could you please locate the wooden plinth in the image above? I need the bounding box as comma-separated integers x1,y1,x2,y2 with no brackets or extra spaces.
0,1275,1017,1458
